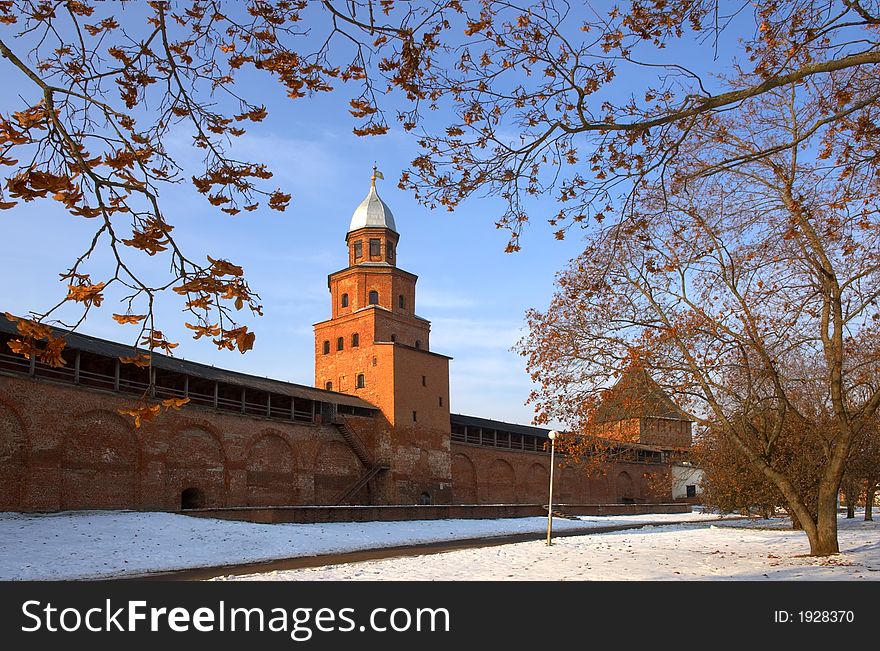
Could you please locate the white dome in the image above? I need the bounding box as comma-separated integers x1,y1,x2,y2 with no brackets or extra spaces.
348,182,396,233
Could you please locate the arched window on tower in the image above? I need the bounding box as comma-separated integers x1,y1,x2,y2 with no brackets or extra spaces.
322,340,330,355
341,293,349,308
336,337,344,351
354,241,363,260
351,333,359,347
387,241,395,262
390,334,396,343
369,290,379,305
325,381,333,391
415,340,422,350
398,294,405,309
356,373,365,389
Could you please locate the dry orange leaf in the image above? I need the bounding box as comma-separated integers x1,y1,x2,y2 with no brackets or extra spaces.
112,313,147,325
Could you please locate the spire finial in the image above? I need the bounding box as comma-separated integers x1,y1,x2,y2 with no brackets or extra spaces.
371,164,384,188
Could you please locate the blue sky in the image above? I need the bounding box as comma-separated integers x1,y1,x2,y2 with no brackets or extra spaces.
0,53,584,427
0,2,752,427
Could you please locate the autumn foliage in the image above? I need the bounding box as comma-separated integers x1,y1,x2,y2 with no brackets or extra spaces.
516,64,880,556
694,418,826,525
1,4,880,466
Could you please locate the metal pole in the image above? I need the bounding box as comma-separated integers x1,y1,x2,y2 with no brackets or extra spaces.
546,434,556,546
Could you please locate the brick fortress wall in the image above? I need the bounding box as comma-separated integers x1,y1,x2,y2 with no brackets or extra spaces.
0,374,373,512
450,442,671,505
0,178,688,515
0,372,671,512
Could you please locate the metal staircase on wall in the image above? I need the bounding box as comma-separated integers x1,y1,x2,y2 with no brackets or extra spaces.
331,417,389,505
332,464,389,506
333,417,372,467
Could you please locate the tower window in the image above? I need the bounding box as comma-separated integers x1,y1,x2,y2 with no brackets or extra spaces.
369,238,381,257
336,337,344,351
322,340,330,355
439,396,443,407
352,333,359,347
369,290,379,305
356,373,365,389
387,242,395,261
354,241,363,259
325,381,333,390
390,334,396,343
398,294,405,309
341,293,349,308
371,356,377,367
415,340,421,350
422,376,426,387
412,410,417,422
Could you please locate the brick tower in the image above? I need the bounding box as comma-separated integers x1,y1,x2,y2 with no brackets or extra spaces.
314,168,453,504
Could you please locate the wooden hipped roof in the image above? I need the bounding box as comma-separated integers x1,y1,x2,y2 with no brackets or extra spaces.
592,368,691,423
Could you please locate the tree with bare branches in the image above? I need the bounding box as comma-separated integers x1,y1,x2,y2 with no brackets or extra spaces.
2,1,880,435
843,422,880,520
517,75,880,555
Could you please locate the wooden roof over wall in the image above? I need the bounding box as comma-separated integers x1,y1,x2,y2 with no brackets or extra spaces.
592,368,691,423
0,313,376,410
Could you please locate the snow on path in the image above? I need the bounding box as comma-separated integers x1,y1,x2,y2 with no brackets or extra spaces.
0,509,728,580
218,517,880,581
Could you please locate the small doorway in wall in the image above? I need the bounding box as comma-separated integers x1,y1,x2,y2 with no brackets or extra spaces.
616,471,635,504
418,492,432,505
181,487,205,510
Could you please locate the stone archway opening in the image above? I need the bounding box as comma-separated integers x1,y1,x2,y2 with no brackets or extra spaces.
180,487,205,510
419,491,432,505
616,471,635,504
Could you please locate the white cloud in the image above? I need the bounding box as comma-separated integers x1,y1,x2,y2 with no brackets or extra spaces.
430,316,525,351
162,127,344,202
227,133,340,190
416,288,479,310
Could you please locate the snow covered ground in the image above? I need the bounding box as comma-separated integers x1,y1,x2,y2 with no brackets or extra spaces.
221,517,880,581
0,509,728,580
0,509,876,580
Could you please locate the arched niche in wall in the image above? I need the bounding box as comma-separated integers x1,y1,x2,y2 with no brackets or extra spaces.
451,453,477,504
487,458,516,504
0,399,27,511
313,440,361,505
166,425,226,509
62,409,138,510
245,432,297,506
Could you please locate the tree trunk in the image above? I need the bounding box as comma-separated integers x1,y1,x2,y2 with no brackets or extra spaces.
844,483,857,519
812,486,840,556
866,483,877,522
734,423,841,555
